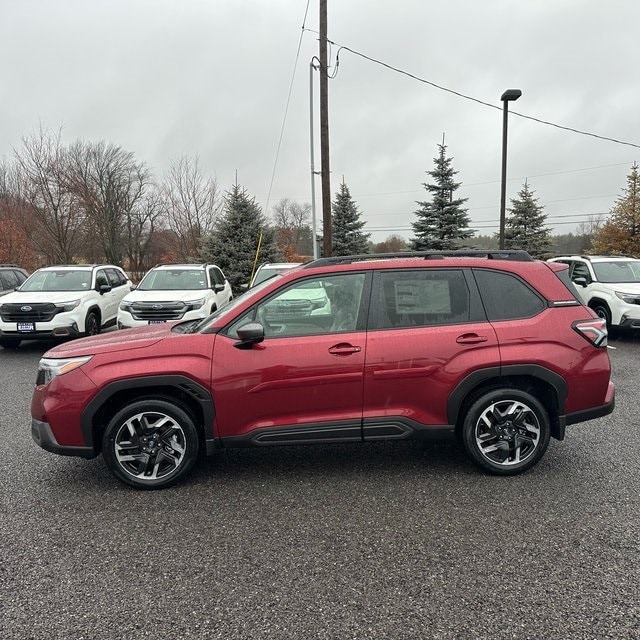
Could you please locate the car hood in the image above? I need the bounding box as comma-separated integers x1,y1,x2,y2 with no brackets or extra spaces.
43,325,172,358
122,290,210,304
1,290,90,305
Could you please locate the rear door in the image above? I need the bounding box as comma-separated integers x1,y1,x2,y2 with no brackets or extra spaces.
362,267,500,438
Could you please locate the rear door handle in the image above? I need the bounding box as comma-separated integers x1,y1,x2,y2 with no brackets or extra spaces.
456,333,488,344
329,343,362,355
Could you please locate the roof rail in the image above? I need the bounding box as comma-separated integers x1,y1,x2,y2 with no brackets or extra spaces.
0,263,19,268
304,250,533,268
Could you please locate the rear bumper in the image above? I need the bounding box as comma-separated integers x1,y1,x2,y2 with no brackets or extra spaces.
558,381,615,438
31,418,96,458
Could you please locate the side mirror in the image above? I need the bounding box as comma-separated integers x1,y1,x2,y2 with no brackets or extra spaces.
213,283,225,293
234,322,265,349
99,284,112,294
239,283,249,291
130,284,137,291
573,277,588,287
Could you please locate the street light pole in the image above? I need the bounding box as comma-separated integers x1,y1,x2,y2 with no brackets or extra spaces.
499,88,522,250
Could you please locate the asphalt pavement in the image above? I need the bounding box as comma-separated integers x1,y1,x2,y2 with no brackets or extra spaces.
1,335,639,640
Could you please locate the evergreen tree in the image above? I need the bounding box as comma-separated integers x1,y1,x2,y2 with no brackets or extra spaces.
200,183,278,292
503,181,552,258
331,180,370,255
592,163,640,255
411,143,472,250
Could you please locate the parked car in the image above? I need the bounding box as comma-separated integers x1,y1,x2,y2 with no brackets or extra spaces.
548,254,640,331
0,264,28,297
0,264,131,349
249,262,302,287
117,264,232,329
31,250,614,489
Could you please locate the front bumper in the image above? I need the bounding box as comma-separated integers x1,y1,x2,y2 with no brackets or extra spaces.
31,418,96,458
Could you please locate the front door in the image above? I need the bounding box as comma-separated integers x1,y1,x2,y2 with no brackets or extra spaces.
212,272,370,444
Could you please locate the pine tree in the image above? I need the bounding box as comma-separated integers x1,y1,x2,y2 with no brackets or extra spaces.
503,181,552,258
200,183,278,292
331,180,370,255
592,163,640,255
411,143,472,250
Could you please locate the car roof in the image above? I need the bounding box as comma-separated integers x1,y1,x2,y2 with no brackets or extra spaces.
551,255,639,263
37,264,121,271
152,264,212,270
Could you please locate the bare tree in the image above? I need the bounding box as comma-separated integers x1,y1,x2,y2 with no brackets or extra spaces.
66,140,152,266
271,198,312,258
0,161,40,269
161,156,220,261
13,126,83,263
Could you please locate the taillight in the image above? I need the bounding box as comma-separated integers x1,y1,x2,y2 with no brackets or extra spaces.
572,318,608,347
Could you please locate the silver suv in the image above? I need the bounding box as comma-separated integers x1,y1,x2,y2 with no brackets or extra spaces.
0,264,131,349
548,255,640,330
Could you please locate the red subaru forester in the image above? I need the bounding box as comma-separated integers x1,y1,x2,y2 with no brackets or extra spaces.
31,251,615,489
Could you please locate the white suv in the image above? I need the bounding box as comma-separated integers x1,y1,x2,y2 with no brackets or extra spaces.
117,263,232,329
0,264,132,349
548,255,640,330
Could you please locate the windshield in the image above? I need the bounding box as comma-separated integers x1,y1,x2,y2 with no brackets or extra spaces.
138,269,207,291
188,275,283,333
19,270,92,292
592,260,640,283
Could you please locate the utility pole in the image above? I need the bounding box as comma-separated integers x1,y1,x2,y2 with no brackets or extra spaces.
319,0,331,256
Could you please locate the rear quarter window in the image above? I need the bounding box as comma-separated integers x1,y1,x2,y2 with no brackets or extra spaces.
474,269,546,321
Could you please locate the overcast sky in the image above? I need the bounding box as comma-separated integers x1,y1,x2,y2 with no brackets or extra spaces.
1,0,639,242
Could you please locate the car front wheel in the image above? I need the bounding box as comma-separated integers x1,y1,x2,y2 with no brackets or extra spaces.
102,399,200,489
461,388,550,475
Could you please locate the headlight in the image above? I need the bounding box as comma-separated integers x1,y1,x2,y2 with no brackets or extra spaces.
615,291,640,304
119,300,133,311
54,300,81,312
36,356,93,385
186,298,206,310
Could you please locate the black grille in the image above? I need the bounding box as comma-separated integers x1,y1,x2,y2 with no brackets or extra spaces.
131,302,187,321
0,303,61,322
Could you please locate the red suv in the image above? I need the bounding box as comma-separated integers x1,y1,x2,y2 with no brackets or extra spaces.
31,251,615,489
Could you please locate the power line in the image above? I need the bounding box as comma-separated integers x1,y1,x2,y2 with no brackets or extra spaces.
263,0,312,215
303,30,640,150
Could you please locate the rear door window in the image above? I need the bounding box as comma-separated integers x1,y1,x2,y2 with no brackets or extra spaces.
373,269,478,329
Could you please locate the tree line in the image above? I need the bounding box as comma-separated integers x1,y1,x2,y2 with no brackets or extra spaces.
2,127,639,288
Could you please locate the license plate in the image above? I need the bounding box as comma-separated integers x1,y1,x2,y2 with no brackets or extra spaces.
17,322,35,333
148,320,166,324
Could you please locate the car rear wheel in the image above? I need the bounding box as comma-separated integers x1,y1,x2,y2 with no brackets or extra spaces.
461,388,550,475
102,399,200,489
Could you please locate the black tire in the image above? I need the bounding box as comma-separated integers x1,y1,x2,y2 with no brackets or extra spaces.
102,399,200,489
85,311,100,337
591,302,612,332
0,337,21,349
461,388,550,475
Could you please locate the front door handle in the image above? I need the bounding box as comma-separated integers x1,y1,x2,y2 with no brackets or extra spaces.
456,333,488,344
329,343,361,356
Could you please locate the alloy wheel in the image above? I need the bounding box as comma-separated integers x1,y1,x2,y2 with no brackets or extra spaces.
474,399,541,467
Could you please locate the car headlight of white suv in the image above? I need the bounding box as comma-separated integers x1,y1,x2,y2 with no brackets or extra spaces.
54,300,81,312
614,291,640,304
186,298,206,311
